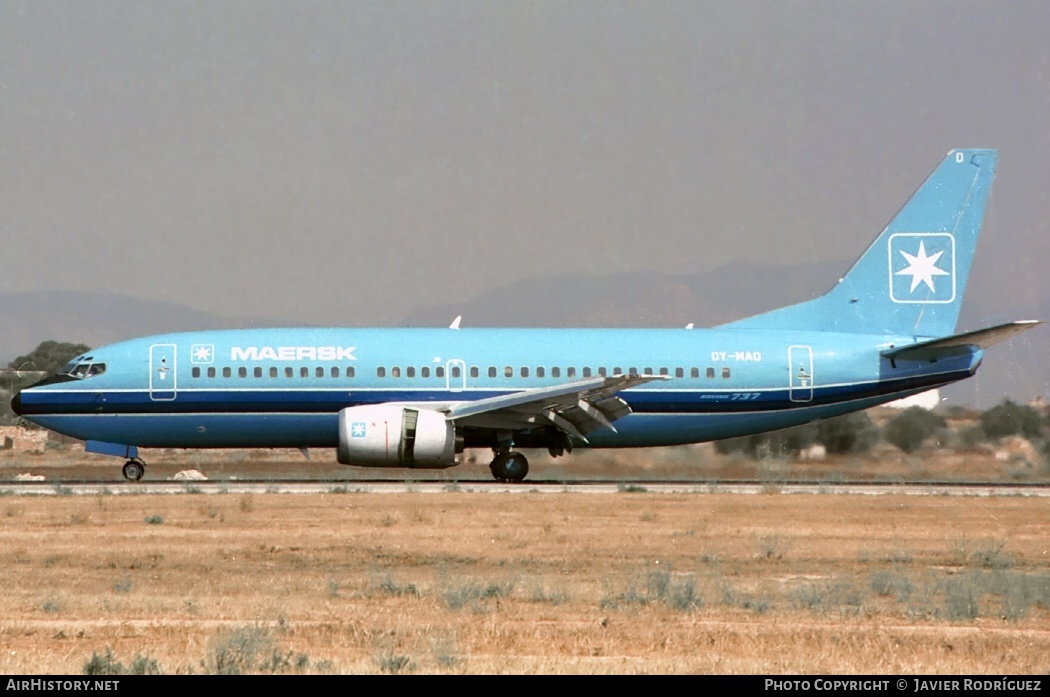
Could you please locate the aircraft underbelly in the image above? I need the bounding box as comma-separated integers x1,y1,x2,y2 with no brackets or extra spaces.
31,413,341,449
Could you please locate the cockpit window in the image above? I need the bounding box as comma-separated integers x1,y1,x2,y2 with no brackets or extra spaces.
59,361,106,380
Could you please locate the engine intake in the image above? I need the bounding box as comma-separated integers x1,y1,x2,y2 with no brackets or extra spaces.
337,405,457,468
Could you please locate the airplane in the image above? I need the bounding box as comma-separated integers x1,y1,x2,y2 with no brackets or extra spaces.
11,148,1041,482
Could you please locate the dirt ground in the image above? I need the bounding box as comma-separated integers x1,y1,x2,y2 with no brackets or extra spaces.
0,488,1046,674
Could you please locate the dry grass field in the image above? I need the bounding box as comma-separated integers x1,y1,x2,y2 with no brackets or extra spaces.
0,488,1047,674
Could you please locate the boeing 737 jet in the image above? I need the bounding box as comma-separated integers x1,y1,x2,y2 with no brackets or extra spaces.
11,149,1040,481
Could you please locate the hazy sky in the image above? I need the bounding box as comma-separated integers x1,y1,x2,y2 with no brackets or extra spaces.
2,1,1048,325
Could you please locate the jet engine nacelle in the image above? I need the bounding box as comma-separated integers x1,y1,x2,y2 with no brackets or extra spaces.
337,405,457,468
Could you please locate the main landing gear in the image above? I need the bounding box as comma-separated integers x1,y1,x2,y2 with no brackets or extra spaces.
122,458,146,482
489,451,529,482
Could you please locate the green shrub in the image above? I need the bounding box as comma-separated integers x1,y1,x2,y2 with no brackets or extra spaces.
83,649,123,676
884,407,947,453
84,648,162,675
980,400,1043,440
205,626,289,675
816,412,879,454
714,422,817,459
375,652,415,674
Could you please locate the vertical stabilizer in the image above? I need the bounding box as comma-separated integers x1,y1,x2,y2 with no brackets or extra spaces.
721,149,997,337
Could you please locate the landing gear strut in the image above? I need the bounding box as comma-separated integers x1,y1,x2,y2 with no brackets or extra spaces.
122,459,146,482
489,451,529,482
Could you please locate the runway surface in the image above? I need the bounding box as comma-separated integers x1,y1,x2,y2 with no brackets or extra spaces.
1,480,1048,496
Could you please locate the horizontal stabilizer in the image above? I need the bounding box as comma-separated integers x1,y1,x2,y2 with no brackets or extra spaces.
881,320,1042,361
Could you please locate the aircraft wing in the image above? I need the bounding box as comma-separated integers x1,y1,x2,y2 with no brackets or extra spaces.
881,320,1042,362
447,374,670,441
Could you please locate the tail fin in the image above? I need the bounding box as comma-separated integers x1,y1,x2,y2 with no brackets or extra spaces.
721,149,998,338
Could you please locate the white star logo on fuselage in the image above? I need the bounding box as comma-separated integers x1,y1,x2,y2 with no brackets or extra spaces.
895,241,949,293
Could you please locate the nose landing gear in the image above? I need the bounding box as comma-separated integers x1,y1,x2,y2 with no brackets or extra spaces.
122,459,146,482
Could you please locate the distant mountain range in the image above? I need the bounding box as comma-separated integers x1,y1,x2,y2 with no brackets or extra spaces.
2,260,1045,408
0,290,286,365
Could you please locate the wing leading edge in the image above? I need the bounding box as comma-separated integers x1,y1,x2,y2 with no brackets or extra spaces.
447,374,670,441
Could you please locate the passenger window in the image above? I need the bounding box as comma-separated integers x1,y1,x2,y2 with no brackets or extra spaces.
316,367,325,378
285,367,293,378
208,367,216,378
253,367,262,378
192,367,201,378
674,368,683,378
421,367,430,378
270,367,278,378
614,367,622,376
551,367,561,378
520,367,529,378
451,366,460,378
238,367,247,378
722,367,731,379
331,367,339,378
436,367,445,378
659,367,668,376
346,367,355,378
470,366,479,378
406,366,416,378
536,367,545,378
578,367,587,378
488,366,497,378
392,367,401,378
691,367,699,378
598,367,607,377
300,367,309,378
377,367,386,378
504,366,513,378
223,367,232,378
706,367,715,379
628,367,638,377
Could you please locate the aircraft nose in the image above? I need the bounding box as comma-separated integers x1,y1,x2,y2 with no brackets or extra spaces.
10,391,22,416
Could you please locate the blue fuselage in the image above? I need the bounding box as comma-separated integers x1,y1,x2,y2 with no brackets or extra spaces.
14,327,980,451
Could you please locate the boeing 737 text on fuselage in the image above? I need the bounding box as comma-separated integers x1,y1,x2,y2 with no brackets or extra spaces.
12,149,1040,482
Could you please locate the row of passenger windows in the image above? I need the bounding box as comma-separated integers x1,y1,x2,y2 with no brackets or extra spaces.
192,366,358,379
380,366,732,379
190,365,733,380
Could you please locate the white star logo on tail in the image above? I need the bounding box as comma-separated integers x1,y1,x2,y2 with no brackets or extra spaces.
895,241,950,293
888,233,956,304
